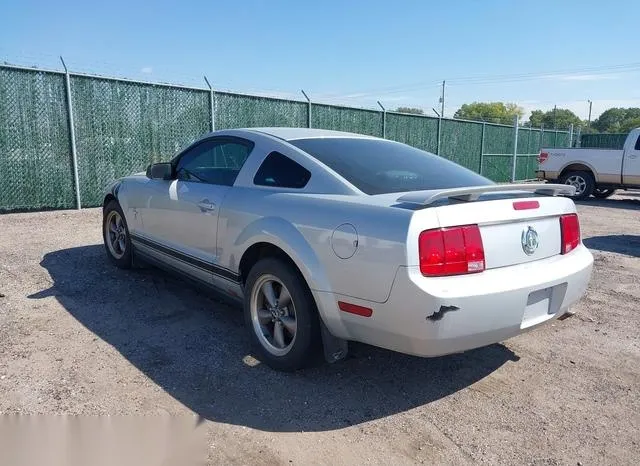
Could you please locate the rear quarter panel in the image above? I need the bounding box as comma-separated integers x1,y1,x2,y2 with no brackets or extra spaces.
218,188,414,303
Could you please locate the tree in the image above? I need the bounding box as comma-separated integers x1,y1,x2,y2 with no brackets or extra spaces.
579,125,598,135
453,102,524,125
395,107,424,115
620,117,640,133
592,107,640,133
528,108,583,130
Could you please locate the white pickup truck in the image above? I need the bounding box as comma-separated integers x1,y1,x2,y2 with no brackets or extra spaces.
536,127,640,200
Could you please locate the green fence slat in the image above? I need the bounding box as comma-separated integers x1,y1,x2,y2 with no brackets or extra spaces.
541,131,557,148
215,92,308,129
0,68,75,211
439,119,483,171
481,155,513,182
310,104,383,136
515,155,539,180
70,75,211,207
580,133,627,149
483,124,514,155
385,113,438,153
0,64,575,211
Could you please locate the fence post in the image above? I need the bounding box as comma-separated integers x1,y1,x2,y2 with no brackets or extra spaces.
377,101,386,138
554,129,558,147
479,121,486,175
204,76,215,132
436,116,442,155
568,124,574,148
539,124,544,151
576,126,582,148
60,56,81,210
511,114,519,182
301,90,311,128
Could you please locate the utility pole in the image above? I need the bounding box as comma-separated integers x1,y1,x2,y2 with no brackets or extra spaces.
439,80,445,118
587,100,592,128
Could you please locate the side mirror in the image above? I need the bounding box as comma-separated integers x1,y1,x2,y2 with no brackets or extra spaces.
146,162,174,180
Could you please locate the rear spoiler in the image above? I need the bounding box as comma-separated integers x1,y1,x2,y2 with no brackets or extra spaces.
396,183,576,206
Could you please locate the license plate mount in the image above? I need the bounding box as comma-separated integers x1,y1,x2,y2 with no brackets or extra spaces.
521,286,556,329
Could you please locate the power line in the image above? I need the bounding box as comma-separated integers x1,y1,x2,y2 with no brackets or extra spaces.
329,61,640,100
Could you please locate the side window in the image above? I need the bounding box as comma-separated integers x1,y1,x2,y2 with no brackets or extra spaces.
635,135,640,151
176,139,253,186
253,151,311,189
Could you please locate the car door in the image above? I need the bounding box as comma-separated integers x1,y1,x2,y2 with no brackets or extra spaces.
622,132,640,187
137,137,254,283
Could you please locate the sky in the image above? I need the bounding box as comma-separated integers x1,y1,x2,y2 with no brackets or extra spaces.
2,0,640,121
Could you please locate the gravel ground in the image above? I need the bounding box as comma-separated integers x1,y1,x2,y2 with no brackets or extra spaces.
1,194,639,465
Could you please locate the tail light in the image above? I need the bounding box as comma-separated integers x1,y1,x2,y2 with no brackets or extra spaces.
419,225,485,276
560,213,580,254
538,151,549,163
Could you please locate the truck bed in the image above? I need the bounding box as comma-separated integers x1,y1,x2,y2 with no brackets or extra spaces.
537,147,623,184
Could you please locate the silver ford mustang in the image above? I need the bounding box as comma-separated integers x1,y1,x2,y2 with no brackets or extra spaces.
102,127,594,371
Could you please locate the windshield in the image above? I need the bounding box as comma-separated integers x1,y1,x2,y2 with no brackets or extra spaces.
288,137,494,195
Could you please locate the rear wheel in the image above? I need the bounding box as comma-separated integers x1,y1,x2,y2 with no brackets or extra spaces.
244,257,321,371
559,170,594,200
592,188,616,199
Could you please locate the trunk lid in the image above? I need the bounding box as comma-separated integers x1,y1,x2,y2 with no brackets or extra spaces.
432,196,574,269
402,184,578,270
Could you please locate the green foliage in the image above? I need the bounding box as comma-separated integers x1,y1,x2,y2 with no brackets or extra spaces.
453,102,524,125
578,125,598,134
395,107,424,115
528,108,583,130
592,107,640,133
620,117,640,133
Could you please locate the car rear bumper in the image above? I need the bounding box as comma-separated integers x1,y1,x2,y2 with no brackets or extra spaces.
316,244,593,357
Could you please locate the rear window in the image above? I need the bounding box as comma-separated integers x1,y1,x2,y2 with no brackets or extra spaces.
254,151,311,188
288,137,493,195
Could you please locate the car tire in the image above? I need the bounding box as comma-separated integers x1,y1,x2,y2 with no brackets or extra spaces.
102,199,133,269
243,257,321,371
592,188,616,199
559,170,594,200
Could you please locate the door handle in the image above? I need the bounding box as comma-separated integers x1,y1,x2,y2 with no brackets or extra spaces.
197,200,216,212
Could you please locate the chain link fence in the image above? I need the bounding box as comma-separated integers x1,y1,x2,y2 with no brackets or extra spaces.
70,75,211,207
0,64,571,212
215,92,308,130
0,67,76,211
579,133,628,149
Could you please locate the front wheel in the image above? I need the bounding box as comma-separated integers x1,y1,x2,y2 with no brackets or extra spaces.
559,170,594,200
592,188,616,199
102,199,133,269
243,257,321,371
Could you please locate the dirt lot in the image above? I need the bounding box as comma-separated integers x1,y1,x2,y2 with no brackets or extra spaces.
1,194,639,465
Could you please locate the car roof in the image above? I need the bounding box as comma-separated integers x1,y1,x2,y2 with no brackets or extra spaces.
246,127,380,141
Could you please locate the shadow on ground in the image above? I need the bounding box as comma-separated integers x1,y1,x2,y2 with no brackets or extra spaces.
617,191,640,198
583,235,640,258
577,197,640,211
30,245,518,432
